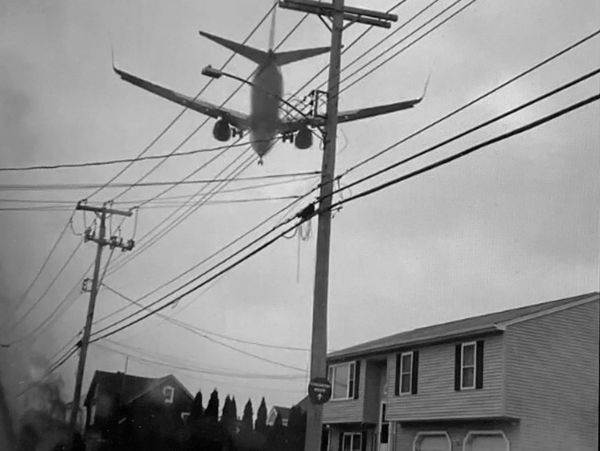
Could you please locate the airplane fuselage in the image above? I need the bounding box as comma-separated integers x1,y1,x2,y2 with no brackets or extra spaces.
249,53,283,157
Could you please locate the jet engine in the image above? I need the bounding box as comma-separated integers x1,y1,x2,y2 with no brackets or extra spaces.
213,119,231,141
294,126,313,149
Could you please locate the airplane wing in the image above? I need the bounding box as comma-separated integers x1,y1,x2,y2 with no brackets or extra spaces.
280,96,423,133
282,77,430,132
114,66,250,130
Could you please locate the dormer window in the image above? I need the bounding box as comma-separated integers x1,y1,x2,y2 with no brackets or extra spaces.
163,385,175,404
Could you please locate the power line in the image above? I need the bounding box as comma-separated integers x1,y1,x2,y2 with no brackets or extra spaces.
86,3,279,200
340,28,600,176
88,92,599,347
330,93,600,209
0,196,303,212
0,141,266,172
102,284,309,351
4,239,83,337
92,181,319,329
328,67,600,201
106,150,256,275
338,0,475,94
0,171,320,192
0,212,74,329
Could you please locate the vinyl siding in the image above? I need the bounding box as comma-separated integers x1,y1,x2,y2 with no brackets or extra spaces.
323,359,366,424
386,334,505,420
504,299,599,451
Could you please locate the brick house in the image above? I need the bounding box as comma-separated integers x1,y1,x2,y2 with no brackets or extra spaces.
322,292,599,451
84,370,193,450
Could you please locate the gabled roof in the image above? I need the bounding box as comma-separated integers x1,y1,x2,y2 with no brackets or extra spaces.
328,292,599,361
84,370,192,406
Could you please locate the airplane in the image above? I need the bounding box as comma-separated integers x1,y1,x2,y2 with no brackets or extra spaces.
113,9,426,162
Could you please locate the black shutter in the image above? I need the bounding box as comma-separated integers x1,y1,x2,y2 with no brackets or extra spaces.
475,340,484,389
394,354,400,396
361,431,367,451
339,432,344,451
454,344,461,391
411,351,419,395
353,361,361,399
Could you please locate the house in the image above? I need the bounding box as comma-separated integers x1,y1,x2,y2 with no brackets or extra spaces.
267,406,291,426
322,292,599,451
267,397,310,427
84,370,193,450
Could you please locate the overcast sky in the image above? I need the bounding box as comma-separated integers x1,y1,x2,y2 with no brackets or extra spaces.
1,0,599,415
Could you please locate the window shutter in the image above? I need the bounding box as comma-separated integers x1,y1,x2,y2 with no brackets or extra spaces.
411,351,419,395
394,354,400,396
454,344,461,391
475,340,484,389
353,361,361,399
339,433,344,451
361,431,367,451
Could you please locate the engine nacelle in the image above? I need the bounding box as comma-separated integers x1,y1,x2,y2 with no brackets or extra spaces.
213,119,231,142
294,126,313,149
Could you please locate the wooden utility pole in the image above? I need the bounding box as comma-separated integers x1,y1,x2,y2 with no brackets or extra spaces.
69,202,133,438
278,2,397,450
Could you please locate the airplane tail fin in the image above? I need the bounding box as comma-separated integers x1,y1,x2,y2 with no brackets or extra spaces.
200,28,330,66
199,31,269,65
274,46,331,66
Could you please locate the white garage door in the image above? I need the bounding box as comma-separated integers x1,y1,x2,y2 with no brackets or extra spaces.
466,432,508,451
416,435,450,451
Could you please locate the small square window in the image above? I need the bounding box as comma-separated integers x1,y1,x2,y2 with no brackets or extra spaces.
163,386,175,404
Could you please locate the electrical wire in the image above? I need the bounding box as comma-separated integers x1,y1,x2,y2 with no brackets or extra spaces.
88,90,600,348
0,211,75,329
4,239,83,336
339,28,600,177
329,93,600,210
85,3,279,201
102,284,309,351
0,171,320,192
98,339,306,379
0,141,266,172
327,67,600,201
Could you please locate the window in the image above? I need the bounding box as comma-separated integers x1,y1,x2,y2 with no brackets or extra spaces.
89,404,96,426
463,431,509,451
394,351,419,395
180,412,190,423
342,432,362,451
163,385,175,404
454,340,484,391
400,352,413,394
461,342,476,389
328,361,360,400
379,403,389,444
413,432,451,451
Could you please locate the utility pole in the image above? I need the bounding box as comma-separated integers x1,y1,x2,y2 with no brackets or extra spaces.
278,2,397,450
69,202,133,439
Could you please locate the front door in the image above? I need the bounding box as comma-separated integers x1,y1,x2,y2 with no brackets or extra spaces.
378,403,389,451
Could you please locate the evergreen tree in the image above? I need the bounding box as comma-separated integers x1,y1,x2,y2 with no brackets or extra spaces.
255,397,267,433
205,389,220,421
189,390,204,421
287,405,306,451
241,399,253,430
231,396,238,421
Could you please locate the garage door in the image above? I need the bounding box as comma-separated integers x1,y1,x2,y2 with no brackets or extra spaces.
465,432,508,451
416,434,450,451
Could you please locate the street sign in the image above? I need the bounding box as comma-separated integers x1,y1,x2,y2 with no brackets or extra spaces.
308,378,332,404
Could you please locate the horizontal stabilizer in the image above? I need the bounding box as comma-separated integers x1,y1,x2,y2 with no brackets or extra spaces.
274,46,330,66
199,31,269,65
